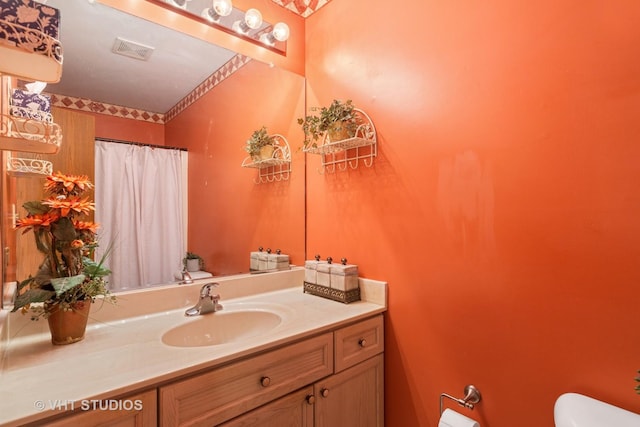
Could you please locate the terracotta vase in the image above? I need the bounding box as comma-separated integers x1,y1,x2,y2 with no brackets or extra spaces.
46,300,91,345
327,121,352,142
258,145,275,160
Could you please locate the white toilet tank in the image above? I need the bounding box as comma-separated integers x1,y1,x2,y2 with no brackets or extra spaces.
554,393,640,427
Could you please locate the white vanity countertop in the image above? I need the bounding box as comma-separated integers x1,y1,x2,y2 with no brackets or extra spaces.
0,269,387,426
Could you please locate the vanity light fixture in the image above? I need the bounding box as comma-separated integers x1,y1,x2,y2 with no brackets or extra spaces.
147,0,290,53
232,8,263,35
259,22,290,45
201,0,233,23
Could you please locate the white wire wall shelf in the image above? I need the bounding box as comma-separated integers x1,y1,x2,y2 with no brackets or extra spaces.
241,134,291,184
0,112,62,154
302,108,377,173
0,12,63,83
6,155,52,177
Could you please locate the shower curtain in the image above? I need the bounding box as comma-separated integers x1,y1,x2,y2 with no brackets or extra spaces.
94,140,187,291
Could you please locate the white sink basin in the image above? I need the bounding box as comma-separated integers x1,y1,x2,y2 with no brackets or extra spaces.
162,309,283,347
554,393,640,427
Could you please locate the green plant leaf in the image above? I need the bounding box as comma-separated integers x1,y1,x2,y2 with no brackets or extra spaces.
33,228,52,254
51,216,77,241
22,201,49,215
50,274,86,297
11,288,56,312
83,257,111,278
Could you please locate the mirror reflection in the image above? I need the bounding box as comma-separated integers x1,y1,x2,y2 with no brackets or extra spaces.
2,0,305,296
146,0,290,54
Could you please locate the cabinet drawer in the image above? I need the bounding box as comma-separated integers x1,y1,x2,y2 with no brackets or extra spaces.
334,315,384,372
160,333,333,427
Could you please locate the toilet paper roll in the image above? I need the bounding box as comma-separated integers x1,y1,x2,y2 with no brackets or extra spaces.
438,408,480,427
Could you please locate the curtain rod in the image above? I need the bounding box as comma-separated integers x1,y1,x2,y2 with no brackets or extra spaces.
95,137,187,152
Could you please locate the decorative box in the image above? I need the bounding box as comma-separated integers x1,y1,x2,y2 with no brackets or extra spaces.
304,254,326,284
0,0,60,40
303,256,361,304
0,0,63,82
250,247,265,271
315,257,333,288
267,249,289,270
329,258,358,291
10,89,51,121
258,250,269,271
250,252,259,271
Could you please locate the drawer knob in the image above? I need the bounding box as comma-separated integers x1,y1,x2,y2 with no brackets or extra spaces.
306,395,316,405
321,388,330,398
260,376,271,387
358,338,367,348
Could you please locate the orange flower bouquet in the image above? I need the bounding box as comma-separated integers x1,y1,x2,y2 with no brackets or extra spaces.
11,172,114,333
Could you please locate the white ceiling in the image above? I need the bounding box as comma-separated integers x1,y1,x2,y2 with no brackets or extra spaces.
45,0,238,114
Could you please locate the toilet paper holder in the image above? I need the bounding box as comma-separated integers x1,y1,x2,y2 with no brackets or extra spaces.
440,384,482,415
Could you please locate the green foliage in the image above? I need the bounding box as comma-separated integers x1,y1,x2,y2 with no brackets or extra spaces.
11,173,115,319
244,126,276,157
22,200,49,215
183,252,204,269
297,99,359,148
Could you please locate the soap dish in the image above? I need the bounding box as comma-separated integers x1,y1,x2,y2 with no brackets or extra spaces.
303,281,360,304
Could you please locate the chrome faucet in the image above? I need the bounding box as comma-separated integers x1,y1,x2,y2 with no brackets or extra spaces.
180,269,193,284
185,283,223,316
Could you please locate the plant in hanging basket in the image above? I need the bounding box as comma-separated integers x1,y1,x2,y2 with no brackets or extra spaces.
11,172,115,344
297,99,359,149
244,126,276,161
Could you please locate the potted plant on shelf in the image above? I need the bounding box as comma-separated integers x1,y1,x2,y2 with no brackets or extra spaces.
11,172,114,345
245,126,276,162
298,99,359,149
183,252,204,272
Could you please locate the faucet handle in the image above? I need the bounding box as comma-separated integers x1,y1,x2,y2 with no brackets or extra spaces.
200,282,219,297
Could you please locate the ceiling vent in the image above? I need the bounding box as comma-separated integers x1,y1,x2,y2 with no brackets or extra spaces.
111,37,155,61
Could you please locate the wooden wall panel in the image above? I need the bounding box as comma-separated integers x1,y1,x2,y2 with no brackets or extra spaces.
14,107,95,281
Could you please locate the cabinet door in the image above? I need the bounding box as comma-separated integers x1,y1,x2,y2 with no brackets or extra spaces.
160,333,333,427
314,354,384,427
219,386,314,427
38,389,157,427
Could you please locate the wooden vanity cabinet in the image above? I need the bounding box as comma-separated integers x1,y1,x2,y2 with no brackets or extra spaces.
29,315,383,427
214,315,385,427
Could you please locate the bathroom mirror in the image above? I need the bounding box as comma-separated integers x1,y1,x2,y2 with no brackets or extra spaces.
145,0,289,54
1,0,305,299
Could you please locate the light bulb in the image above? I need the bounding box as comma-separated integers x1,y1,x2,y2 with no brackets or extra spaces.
272,22,290,42
213,0,233,17
260,22,290,46
233,8,263,34
244,9,263,30
167,0,187,9
203,0,232,23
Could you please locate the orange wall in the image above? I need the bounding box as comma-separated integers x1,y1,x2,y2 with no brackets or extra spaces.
92,112,164,146
165,60,305,276
305,1,640,426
